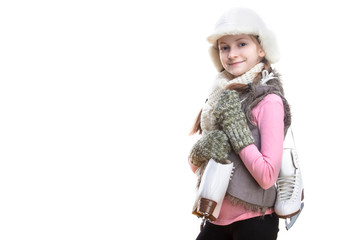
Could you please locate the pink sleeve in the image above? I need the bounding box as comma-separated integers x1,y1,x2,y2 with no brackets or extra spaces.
239,94,284,190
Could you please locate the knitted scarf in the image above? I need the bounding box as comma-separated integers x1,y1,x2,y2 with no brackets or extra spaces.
200,62,264,135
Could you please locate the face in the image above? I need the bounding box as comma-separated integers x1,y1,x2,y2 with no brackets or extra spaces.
218,34,265,77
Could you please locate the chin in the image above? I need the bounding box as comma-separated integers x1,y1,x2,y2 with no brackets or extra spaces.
229,70,245,77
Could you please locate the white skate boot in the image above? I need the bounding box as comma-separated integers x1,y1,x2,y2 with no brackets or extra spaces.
192,159,234,230
275,129,304,230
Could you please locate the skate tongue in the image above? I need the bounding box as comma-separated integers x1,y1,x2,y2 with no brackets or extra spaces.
279,149,298,177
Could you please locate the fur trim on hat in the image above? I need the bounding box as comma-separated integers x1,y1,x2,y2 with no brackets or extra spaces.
209,46,224,72
207,8,280,71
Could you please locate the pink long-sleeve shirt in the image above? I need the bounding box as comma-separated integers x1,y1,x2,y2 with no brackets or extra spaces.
189,94,284,225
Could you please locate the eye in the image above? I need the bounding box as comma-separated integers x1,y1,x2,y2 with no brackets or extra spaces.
239,42,246,47
219,46,229,51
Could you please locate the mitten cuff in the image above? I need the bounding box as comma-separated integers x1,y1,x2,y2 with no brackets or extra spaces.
223,122,254,153
190,157,204,167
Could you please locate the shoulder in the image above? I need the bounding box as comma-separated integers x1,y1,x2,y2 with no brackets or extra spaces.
251,94,284,124
256,94,283,109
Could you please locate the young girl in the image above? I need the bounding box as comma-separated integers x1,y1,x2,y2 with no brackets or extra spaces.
189,8,292,240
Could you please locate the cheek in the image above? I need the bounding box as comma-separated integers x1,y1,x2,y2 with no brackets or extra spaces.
219,52,227,63
249,49,262,60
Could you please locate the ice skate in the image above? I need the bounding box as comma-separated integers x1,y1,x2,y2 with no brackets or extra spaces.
192,159,234,230
275,129,304,230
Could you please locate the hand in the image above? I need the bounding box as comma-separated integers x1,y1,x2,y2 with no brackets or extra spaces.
189,130,231,167
213,90,254,152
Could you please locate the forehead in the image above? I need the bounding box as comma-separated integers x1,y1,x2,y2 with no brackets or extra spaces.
218,34,253,44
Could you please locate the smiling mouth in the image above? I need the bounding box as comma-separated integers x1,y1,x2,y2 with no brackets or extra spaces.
229,60,245,66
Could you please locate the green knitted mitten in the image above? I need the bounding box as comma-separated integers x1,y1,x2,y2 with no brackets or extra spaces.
190,130,231,167
213,90,254,153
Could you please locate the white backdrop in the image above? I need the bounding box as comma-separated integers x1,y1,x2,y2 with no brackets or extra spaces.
1,0,359,239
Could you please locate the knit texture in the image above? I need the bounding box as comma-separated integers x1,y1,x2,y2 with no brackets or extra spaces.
190,130,231,167
213,90,254,152
200,63,264,135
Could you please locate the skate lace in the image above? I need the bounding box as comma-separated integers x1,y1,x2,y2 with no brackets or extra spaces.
277,175,296,201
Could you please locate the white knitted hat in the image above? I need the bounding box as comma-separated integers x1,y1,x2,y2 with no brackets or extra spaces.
207,8,280,72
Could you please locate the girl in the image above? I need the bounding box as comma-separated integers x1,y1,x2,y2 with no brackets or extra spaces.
189,8,292,240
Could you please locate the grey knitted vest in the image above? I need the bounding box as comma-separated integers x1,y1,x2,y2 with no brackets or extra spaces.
225,71,291,213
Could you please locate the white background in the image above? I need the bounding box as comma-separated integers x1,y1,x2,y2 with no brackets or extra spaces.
1,0,359,239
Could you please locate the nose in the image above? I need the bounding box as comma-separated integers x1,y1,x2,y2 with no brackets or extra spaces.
228,48,238,60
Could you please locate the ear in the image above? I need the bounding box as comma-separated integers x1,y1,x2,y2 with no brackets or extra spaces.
258,47,266,58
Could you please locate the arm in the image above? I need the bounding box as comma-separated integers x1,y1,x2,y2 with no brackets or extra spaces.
239,94,284,189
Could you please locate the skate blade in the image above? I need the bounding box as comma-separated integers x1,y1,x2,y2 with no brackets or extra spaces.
285,202,304,230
